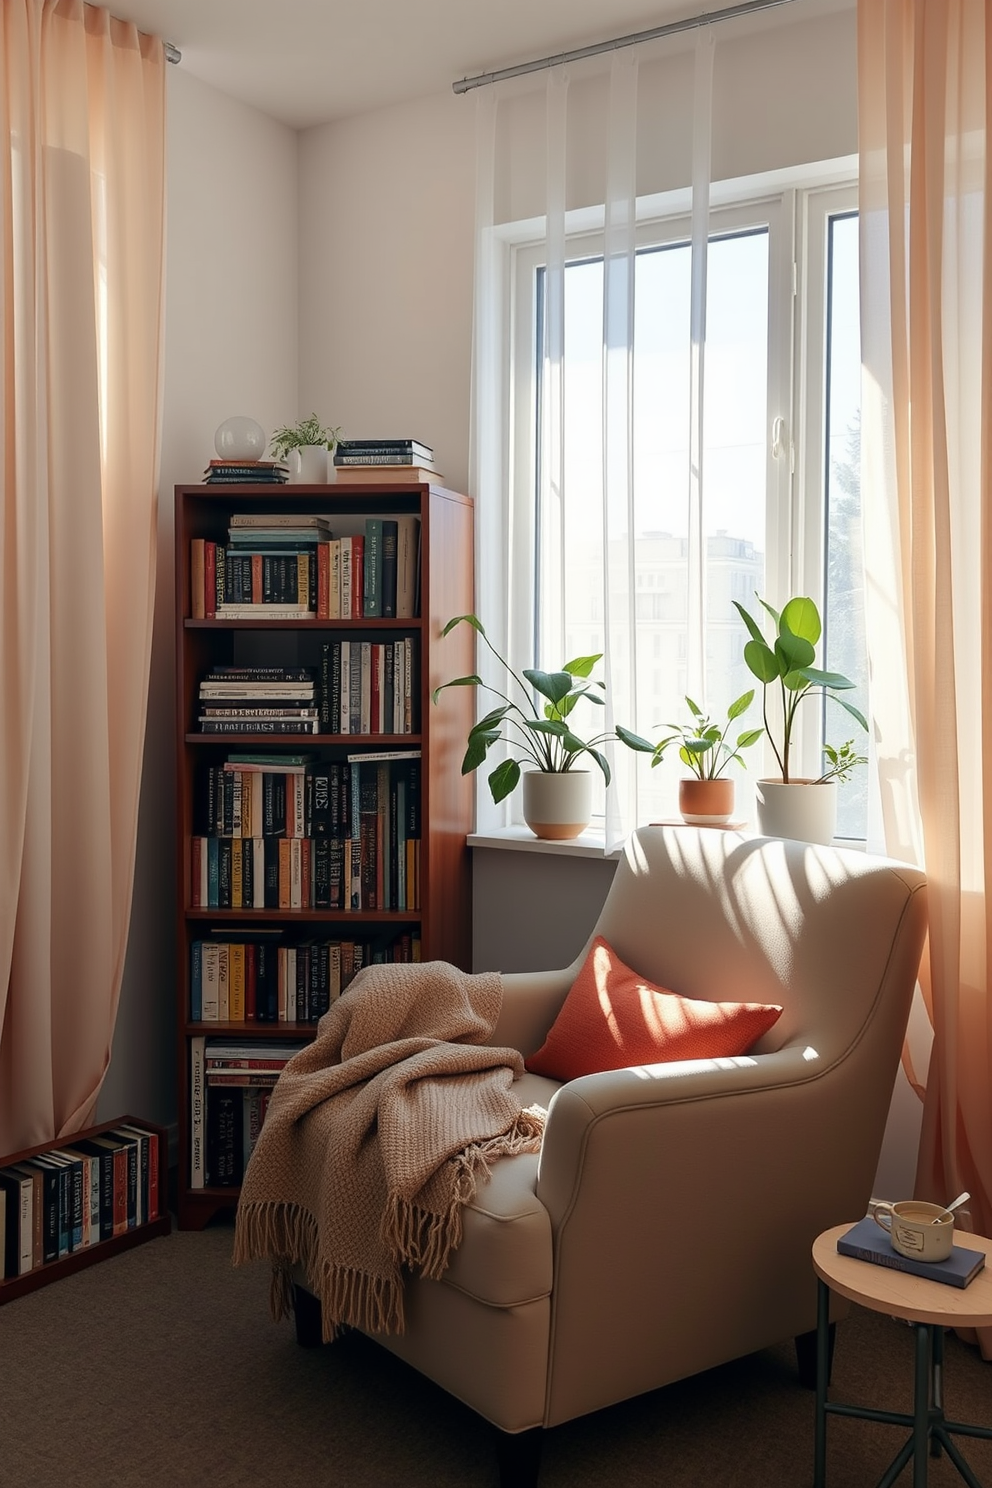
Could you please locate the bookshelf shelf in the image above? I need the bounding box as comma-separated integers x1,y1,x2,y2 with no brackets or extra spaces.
0,1115,171,1304
174,480,476,1229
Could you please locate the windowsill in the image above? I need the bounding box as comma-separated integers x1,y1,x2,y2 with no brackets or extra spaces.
468,823,869,857
467,826,622,860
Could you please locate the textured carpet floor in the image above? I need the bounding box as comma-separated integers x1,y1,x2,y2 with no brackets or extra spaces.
1,1216,990,1487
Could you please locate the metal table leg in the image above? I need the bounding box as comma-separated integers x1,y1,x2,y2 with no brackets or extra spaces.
814,1277,830,1488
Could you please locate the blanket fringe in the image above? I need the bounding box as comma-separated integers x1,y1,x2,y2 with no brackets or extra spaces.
382,1107,547,1282
234,1201,320,1322
234,1198,404,1340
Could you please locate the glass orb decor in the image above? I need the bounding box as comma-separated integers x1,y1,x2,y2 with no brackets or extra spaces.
214,416,266,461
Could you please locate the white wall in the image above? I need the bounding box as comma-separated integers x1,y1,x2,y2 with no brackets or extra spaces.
97,67,299,1129
298,91,477,494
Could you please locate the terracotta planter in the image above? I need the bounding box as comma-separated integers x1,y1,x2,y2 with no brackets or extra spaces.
678,777,735,826
755,778,837,845
522,770,592,840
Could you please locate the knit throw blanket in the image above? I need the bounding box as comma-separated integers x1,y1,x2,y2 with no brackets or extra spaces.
233,960,545,1340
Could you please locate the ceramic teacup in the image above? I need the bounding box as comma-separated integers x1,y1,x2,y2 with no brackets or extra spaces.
872,1200,954,1262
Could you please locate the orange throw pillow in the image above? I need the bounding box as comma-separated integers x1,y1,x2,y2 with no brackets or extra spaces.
524,935,783,1082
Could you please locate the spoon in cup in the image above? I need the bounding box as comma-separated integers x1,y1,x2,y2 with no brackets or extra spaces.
933,1191,970,1224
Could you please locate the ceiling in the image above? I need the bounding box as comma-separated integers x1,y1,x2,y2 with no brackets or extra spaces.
105,0,705,130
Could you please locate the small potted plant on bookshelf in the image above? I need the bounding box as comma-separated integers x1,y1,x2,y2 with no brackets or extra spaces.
433,614,638,840
733,593,868,844
617,692,763,825
270,414,342,484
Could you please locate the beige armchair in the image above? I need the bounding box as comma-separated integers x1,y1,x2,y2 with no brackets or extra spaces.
292,825,927,1486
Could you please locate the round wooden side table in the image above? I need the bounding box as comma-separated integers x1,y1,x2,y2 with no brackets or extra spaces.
812,1223,992,1487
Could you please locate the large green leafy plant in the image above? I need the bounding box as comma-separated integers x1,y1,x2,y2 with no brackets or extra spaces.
432,615,624,804
618,692,763,780
732,594,867,784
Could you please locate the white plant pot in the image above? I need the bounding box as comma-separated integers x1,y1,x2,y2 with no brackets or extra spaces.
287,444,329,483
522,770,592,841
755,778,838,846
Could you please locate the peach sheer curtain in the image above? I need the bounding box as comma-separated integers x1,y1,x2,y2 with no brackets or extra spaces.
859,0,992,1350
0,0,165,1153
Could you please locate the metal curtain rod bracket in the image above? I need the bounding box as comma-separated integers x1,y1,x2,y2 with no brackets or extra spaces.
165,41,181,65
452,0,797,94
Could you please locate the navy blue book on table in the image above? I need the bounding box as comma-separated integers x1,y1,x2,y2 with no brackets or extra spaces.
838,1215,986,1289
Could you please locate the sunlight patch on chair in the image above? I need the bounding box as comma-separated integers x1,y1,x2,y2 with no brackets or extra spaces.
628,1055,758,1080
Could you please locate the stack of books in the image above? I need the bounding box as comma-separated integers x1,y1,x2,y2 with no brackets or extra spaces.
333,438,440,484
197,666,319,734
203,459,288,485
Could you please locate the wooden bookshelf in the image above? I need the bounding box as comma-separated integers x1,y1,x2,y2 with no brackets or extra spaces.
0,1114,171,1304
174,480,476,1229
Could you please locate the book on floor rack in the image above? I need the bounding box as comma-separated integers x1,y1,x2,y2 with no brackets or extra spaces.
837,1215,987,1288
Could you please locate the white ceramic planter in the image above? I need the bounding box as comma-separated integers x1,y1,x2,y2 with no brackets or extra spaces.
522,770,592,840
287,444,329,483
755,778,838,846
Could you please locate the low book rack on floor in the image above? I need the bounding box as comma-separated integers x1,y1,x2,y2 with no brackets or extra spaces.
0,1114,171,1305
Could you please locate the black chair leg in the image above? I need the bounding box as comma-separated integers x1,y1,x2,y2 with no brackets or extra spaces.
795,1321,835,1389
293,1283,324,1348
494,1425,544,1488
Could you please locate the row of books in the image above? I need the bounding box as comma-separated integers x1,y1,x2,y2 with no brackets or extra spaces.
198,757,400,840
196,640,417,737
189,514,421,621
0,1122,160,1279
190,1038,302,1188
190,931,420,1022
191,755,421,911
190,830,421,912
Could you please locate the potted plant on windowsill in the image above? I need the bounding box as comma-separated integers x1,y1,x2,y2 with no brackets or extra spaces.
270,414,342,484
617,692,763,826
433,614,635,840
732,594,868,844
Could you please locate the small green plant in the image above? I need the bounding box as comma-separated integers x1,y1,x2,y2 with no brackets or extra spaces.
733,593,867,784
819,739,867,785
618,692,763,780
269,414,342,460
432,614,634,805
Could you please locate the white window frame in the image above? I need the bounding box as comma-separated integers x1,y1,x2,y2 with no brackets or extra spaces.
484,161,860,839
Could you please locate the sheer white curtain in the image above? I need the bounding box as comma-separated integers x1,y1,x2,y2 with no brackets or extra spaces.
470,34,717,847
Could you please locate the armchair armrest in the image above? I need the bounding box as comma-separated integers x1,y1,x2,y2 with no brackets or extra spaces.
534,1044,869,1425
491,966,578,1056
535,1041,820,1226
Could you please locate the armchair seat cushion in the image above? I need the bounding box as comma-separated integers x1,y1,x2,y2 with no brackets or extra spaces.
438,1070,560,1309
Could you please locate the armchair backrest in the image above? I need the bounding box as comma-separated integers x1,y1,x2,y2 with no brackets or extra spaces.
590,826,927,1069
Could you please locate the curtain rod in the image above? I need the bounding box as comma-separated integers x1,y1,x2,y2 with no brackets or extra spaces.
452,0,799,94
164,41,181,64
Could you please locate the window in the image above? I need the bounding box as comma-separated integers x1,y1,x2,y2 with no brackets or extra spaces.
509,175,865,838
